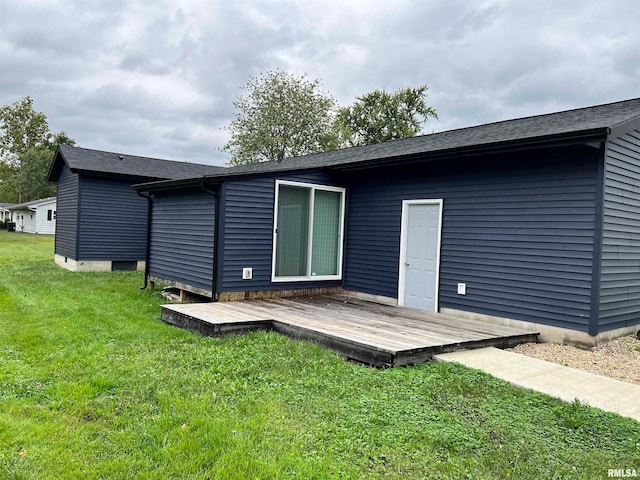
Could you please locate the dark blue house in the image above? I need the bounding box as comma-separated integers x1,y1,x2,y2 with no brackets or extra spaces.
47,145,225,272
134,98,640,345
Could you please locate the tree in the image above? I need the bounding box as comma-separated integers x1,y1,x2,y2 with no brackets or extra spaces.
0,96,51,165
335,85,438,147
0,162,18,202
222,70,338,165
0,97,75,202
12,132,75,202
10,147,57,201
47,130,76,151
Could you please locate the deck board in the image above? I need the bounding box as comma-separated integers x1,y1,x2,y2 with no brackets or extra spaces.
160,295,538,367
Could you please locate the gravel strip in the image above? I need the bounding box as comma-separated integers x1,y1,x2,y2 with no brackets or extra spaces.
508,335,640,385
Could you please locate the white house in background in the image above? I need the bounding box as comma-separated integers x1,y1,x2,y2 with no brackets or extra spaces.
9,197,57,234
0,203,14,222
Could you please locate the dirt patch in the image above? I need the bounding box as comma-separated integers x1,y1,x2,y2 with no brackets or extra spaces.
508,335,640,385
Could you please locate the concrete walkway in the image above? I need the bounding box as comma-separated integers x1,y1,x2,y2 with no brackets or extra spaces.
433,347,640,422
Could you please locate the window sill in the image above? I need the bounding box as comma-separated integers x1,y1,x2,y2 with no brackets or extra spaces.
272,275,342,283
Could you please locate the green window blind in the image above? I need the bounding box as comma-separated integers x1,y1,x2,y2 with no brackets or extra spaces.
275,186,309,277
311,190,341,276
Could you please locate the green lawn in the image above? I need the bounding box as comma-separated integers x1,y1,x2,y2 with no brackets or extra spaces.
0,231,638,479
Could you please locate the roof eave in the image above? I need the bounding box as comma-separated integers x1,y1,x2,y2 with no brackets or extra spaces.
609,115,640,140
133,164,338,192
132,175,223,192
133,127,612,190
46,146,65,182
332,127,612,172
72,168,169,182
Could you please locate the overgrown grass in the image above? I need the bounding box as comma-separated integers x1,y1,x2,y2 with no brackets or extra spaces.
0,231,638,479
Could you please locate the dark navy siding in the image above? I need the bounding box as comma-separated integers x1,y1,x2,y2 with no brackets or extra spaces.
599,129,640,331
344,148,599,332
77,175,148,260
149,190,215,292
221,171,343,292
54,164,79,258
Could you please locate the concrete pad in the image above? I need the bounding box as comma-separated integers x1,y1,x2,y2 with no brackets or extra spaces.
434,347,640,422
435,347,562,381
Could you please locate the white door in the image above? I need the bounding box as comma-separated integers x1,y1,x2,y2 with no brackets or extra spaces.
399,201,442,311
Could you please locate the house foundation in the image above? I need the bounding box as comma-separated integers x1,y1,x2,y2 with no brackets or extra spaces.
440,307,640,348
218,287,345,302
55,254,145,272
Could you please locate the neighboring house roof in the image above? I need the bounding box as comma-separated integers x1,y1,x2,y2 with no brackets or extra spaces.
8,197,57,211
48,145,227,182
134,97,640,191
0,203,16,210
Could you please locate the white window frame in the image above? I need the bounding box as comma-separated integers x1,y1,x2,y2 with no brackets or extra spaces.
272,180,346,283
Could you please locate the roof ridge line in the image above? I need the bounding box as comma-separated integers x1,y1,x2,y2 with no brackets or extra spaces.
60,144,226,168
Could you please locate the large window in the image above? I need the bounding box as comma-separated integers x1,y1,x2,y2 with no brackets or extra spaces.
272,181,345,281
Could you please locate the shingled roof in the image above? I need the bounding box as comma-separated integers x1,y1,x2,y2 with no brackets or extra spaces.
143,96,640,196
189,96,640,180
48,145,227,182
8,197,56,210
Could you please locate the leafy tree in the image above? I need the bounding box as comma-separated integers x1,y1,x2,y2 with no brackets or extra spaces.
0,96,51,164
335,85,438,147
0,162,18,202
10,147,57,201
0,97,75,202
47,130,76,151
223,70,338,165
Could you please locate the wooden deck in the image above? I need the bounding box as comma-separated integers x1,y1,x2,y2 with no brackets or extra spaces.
160,295,539,367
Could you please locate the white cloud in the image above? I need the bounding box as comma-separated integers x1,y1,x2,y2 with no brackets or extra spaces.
0,0,638,166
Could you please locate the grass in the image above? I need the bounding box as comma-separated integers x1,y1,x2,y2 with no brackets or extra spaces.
0,231,638,479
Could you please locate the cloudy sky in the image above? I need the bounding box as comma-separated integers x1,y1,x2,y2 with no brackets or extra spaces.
1,0,638,166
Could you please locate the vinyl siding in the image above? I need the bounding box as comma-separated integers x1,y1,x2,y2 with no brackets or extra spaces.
599,129,640,331
149,191,215,292
34,201,56,234
12,209,36,233
344,148,599,332
77,175,148,260
221,172,343,292
54,165,79,258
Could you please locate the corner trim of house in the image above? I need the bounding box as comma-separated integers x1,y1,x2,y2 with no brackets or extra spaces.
441,307,639,347
589,143,606,336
